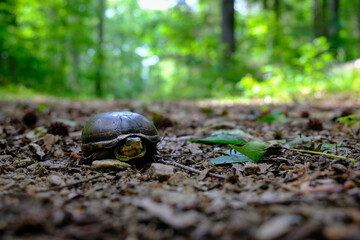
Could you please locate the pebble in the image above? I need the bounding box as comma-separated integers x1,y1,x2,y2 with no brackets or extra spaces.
48,174,66,186
148,163,174,181
344,180,356,189
54,149,64,158
92,159,131,170
243,162,260,176
14,158,34,168
254,214,302,240
0,155,12,161
167,172,188,186
331,163,347,173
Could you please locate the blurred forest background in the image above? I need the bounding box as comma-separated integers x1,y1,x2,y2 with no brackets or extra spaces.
0,0,359,101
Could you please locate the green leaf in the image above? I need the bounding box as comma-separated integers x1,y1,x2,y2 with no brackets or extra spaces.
231,141,268,163
210,154,252,165
257,110,288,123
189,134,247,145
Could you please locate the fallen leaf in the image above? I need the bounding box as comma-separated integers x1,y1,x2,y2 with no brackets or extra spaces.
189,134,247,145
29,143,45,159
231,141,267,163
210,154,251,165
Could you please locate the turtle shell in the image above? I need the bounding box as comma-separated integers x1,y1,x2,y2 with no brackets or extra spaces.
81,111,160,160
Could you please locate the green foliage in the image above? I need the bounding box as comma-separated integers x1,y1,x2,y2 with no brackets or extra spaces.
0,0,359,100
189,134,247,145
238,37,336,101
336,114,358,126
257,110,288,123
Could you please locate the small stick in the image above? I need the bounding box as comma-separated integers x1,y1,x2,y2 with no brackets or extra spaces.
286,148,357,162
36,174,102,193
160,160,226,180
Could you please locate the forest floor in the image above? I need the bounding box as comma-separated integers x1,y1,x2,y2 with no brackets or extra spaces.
1,98,360,240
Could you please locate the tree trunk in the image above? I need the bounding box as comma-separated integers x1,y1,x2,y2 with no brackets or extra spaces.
313,0,321,37
321,0,328,36
272,0,281,47
329,0,339,49
221,0,235,55
70,44,80,89
358,0,360,57
0,50,3,84
9,56,17,84
274,0,281,21
262,0,268,10
96,0,105,98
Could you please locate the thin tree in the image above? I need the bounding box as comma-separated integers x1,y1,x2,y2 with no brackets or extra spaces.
221,0,235,55
274,0,281,21
321,0,329,36
262,0,269,10
272,0,281,48
329,0,339,49
96,0,105,97
313,0,321,37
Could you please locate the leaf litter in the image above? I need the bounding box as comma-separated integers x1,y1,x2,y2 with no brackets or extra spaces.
0,99,360,239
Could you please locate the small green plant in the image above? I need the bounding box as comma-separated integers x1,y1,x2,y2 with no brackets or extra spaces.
336,114,358,126
257,110,288,123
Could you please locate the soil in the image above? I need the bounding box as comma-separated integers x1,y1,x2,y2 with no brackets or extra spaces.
1,99,360,240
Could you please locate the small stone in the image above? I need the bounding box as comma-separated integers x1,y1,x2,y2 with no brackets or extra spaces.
344,180,356,189
148,163,174,181
331,163,347,173
323,224,360,240
53,149,64,158
254,214,302,240
0,155,12,161
92,159,130,170
27,163,38,171
168,172,190,186
48,174,65,186
14,158,34,168
243,162,260,176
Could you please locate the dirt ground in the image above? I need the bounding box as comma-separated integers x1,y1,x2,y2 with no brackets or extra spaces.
1,99,360,240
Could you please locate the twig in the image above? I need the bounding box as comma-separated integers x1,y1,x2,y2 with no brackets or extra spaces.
36,174,103,193
286,148,357,162
160,159,226,180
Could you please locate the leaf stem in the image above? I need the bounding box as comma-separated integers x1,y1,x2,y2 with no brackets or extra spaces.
286,148,357,162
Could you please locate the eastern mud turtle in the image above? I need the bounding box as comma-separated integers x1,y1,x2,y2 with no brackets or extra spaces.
81,112,160,165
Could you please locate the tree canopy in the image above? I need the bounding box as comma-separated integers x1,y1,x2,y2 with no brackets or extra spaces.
0,0,359,101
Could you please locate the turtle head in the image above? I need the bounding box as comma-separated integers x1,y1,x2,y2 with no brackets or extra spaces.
114,137,146,161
